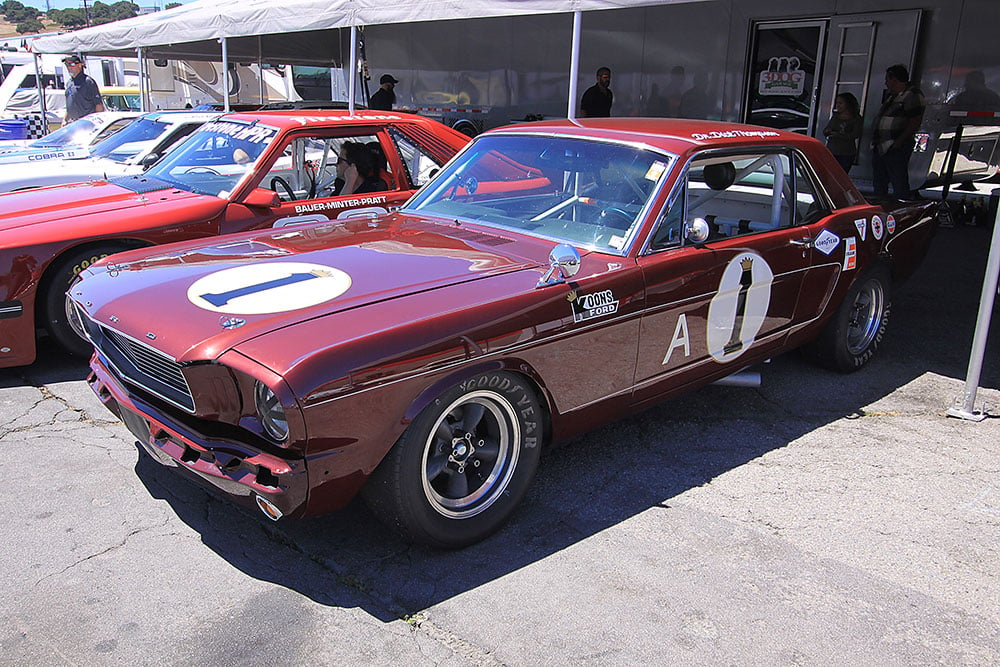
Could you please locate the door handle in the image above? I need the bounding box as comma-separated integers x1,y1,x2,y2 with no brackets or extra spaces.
789,237,813,248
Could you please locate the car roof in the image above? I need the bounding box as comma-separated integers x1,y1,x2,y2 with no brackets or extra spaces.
139,110,222,124
486,118,814,154
215,109,442,131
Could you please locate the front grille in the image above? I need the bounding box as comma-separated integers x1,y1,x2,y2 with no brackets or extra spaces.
81,309,195,412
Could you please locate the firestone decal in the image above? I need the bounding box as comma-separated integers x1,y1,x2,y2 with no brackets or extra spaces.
872,215,884,240
571,289,619,323
187,262,352,314
706,252,773,363
854,218,867,241
813,229,841,255
844,237,857,271
294,196,388,214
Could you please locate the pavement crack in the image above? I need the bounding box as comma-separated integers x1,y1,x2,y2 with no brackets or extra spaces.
33,518,172,587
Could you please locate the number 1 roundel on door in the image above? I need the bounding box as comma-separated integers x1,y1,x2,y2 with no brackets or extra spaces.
706,252,773,363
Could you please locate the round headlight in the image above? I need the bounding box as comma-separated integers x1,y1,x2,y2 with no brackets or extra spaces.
255,381,288,442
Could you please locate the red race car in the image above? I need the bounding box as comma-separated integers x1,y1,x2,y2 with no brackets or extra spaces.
71,119,937,548
0,110,470,367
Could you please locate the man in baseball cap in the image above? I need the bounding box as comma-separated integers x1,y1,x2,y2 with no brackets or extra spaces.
368,74,399,110
63,54,104,122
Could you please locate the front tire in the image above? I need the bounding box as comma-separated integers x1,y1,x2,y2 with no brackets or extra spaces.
811,267,891,372
42,246,119,357
363,371,543,549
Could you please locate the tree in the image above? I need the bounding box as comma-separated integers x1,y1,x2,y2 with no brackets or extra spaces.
16,16,43,34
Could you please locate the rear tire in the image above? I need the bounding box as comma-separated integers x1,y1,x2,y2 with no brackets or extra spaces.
810,267,891,372
362,371,543,549
42,246,119,357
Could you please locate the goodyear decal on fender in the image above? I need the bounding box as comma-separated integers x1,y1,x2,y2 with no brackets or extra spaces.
187,262,351,314
706,252,773,363
570,289,619,322
872,215,884,240
854,218,867,241
886,214,896,234
844,237,857,271
813,229,840,255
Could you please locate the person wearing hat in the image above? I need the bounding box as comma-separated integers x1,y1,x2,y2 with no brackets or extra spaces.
368,74,399,111
63,54,104,123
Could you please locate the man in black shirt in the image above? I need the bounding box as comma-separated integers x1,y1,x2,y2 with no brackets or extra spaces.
580,67,613,117
368,74,399,110
63,55,105,123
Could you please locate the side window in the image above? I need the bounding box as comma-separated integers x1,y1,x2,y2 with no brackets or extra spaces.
793,158,825,224
261,134,382,202
390,130,443,187
685,152,793,241
648,186,685,251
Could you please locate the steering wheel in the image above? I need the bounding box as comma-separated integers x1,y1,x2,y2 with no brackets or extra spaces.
183,166,221,175
598,206,634,229
270,176,296,201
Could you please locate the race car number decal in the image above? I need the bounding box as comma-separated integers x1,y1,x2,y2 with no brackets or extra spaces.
706,252,773,363
187,262,352,314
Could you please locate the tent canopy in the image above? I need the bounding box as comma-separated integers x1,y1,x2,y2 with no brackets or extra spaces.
31,0,692,65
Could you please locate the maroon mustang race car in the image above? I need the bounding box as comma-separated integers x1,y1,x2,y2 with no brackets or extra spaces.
70,119,937,548
0,110,469,368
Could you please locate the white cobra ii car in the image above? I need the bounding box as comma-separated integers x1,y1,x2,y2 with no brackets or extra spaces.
0,111,139,162
0,110,218,193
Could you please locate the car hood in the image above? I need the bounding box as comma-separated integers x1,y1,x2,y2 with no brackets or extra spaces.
74,215,552,364
0,179,206,237
0,155,131,191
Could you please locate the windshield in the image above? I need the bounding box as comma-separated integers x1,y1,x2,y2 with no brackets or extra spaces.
29,117,99,148
405,134,671,254
144,119,278,197
89,117,171,163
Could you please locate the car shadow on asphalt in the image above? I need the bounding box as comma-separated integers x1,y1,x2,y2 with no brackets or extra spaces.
120,225,1000,621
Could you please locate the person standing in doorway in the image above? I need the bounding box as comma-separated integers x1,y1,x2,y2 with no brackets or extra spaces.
823,92,863,174
580,67,613,118
368,74,398,110
63,54,104,123
871,64,925,199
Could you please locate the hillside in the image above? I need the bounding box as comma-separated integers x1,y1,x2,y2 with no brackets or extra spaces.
0,16,63,41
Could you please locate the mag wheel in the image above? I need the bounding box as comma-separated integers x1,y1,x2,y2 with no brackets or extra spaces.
363,371,543,548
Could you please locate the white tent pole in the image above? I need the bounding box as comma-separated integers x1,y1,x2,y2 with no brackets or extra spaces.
33,52,49,127
348,24,357,114
220,36,230,112
137,47,148,112
947,201,1000,421
567,11,581,119
258,36,265,103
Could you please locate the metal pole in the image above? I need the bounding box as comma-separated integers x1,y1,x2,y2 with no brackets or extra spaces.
348,25,357,114
947,197,1000,421
33,51,49,128
258,36,265,104
567,11,581,120
137,47,148,112
220,37,230,112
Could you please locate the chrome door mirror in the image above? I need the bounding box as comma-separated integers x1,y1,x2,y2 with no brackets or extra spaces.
684,217,711,244
536,243,581,288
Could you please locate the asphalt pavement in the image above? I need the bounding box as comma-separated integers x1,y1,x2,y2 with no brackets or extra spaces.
1,223,998,665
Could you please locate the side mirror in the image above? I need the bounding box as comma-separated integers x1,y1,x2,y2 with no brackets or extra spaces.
139,153,160,169
684,217,711,244
243,187,281,208
536,243,581,288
